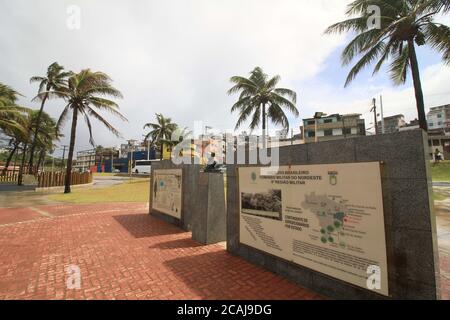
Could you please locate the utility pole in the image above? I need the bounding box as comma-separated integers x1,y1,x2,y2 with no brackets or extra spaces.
370,99,379,135
380,95,385,134
111,150,114,173
129,148,133,179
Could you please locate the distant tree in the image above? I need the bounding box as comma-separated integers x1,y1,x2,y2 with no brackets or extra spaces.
143,113,177,160
228,67,298,148
325,0,450,130
42,69,127,193
29,62,71,172
30,112,60,173
0,83,27,135
15,111,60,183
0,83,31,176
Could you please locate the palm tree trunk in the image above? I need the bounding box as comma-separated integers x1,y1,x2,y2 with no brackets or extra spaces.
37,149,45,173
28,93,48,174
65,109,78,193
262,103,266,148
407,40,427,131
1,142,18,176
18,143,28,186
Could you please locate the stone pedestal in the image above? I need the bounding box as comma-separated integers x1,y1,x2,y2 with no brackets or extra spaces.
192,172,226,245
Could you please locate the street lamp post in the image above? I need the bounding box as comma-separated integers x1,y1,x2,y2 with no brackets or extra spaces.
111,150,114,173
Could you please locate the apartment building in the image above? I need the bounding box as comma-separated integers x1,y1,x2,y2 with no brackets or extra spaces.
73,149,96,172
378,114,406,134
302,113,366,143
73,148,120,172
428,104,450,134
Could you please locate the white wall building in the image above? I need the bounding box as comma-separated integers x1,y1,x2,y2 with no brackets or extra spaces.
427,104,450,134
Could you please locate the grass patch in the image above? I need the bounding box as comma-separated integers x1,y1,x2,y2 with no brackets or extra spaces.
431,161,450,182
433,192,447,202
48,179,149,204
92,172,117,177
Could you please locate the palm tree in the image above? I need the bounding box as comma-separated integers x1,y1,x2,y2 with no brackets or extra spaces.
143,113,178,160
29,111,60,173
28,62,72,173
42,69,127,193
1,111,31,177
325,0,450,131
0,83,30,176
0,83,27,134
227,67,298,148
15,110,59,184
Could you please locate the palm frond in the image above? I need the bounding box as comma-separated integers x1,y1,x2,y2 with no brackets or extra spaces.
424,23,450,64
85,106,122,138
56,104,71,134
273,88,297,105
345,41,386,87
389,42,410,85
83,112,95,146
268,104,290,131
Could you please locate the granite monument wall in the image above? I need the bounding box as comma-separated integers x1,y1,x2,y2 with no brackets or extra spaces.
226,130,440,299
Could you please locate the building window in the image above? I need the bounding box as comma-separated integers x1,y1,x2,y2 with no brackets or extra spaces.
437,114,442,118
324,119,333,124
324,129,333,136
429,123,434,127
307,120,315,125
343,128,352,135
438,122,443,126
433,140,440,146
307,131,315,138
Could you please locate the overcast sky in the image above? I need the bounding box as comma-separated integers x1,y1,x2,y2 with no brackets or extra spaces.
1,0,449,156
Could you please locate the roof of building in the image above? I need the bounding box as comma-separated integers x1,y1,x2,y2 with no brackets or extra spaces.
383,114,405,120
303,113,362,121
429,104,449,111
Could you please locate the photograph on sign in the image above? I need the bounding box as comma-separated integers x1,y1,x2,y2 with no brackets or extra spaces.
238,162,389,296
241,190,282,221
152,169,182,218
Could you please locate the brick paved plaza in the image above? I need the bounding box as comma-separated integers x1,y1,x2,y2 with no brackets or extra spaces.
0,195,448,300
0,203,323,300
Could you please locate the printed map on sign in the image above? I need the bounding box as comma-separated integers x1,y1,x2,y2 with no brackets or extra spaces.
152,169,182,218
302,192,347,245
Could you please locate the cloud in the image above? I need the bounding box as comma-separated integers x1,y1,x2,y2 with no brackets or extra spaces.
301,63,450,133
0,0,351,153
1,0,448,154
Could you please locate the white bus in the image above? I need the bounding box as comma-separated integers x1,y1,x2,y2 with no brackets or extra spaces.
132,160,152,174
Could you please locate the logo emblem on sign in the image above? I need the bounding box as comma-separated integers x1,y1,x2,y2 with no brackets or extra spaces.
328,171,338,185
